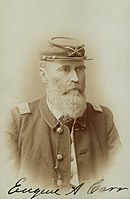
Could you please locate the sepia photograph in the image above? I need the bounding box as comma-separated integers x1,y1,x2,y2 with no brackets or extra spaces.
0,0,130,198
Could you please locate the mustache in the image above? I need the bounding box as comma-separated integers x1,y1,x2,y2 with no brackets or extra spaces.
63,82,84,94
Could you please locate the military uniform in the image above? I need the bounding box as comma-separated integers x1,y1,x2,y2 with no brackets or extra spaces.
6,37,121,189
6,97,121,189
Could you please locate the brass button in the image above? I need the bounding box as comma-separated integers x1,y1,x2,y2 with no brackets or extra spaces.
57,179,62,186
52,55,56,59
57,154,63,160
56,127,63,134
71,138,73,144
71,156,74,161
70,173,73,178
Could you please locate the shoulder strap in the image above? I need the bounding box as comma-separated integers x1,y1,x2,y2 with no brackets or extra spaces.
18,102,31,115
90,102,103,112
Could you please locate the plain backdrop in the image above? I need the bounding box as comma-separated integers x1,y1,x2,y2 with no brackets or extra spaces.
0,0,130,198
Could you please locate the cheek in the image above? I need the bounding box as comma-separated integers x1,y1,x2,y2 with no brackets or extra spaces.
78,71,86,84
49,76,64,89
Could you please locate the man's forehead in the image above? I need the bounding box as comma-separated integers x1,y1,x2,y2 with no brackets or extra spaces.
46,60,85,68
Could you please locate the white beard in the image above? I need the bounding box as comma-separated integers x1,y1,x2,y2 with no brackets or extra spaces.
47,83,86,120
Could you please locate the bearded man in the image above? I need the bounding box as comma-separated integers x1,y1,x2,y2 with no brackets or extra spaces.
6,37,121,190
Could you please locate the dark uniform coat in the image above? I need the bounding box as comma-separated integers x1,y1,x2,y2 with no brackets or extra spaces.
6,97,121,189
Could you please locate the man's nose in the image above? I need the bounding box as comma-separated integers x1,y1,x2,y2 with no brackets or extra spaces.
69,70,79,83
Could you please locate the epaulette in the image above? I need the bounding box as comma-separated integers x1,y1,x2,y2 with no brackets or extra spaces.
18,102,31,115
91,103,103,112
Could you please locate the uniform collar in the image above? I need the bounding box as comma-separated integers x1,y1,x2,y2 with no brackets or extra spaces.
39,97,60,129
39,97,87,129
46,98,62,120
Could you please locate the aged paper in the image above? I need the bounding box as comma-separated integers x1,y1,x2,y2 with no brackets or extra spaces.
0,0,130,198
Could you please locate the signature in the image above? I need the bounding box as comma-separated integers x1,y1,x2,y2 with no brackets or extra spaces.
8,177,128,198
87,178,128,194
8,177,61,199
66,178,128,195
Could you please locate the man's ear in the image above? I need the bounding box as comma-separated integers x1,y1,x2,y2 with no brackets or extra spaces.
39,68,47,83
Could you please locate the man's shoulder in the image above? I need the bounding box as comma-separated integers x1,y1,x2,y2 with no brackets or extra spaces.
87,102,113,116
12,98,43,116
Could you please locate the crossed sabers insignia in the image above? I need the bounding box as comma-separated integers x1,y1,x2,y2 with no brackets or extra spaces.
65,46,84,57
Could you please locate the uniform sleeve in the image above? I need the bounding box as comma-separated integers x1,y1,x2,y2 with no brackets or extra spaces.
105,108,121,160
6,110,20,173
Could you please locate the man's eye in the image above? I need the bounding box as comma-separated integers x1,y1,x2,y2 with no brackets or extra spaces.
76,66,85,72
61,68,70,72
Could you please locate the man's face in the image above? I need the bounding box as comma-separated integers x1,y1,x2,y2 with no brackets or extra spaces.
45,60,86,95
41,60,87,119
